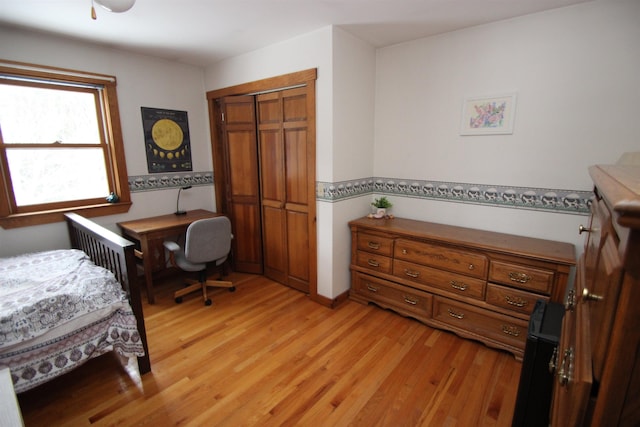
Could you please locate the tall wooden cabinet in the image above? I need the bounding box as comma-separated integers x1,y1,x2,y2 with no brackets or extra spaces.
550,164,640,426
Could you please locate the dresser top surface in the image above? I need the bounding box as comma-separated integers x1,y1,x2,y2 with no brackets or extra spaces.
349,216,575,266
590,164,640,228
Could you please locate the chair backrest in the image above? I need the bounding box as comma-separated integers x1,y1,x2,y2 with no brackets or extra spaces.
183,216,232,264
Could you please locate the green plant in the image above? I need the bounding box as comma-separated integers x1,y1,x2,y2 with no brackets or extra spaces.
371,196,392,209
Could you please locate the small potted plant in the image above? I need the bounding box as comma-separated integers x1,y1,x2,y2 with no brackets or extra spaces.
371,196,392,218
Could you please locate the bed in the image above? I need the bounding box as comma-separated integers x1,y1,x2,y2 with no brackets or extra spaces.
0,213,151,393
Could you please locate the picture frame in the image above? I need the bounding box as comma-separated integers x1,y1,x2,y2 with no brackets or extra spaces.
141,107,193,173
460,93,517,135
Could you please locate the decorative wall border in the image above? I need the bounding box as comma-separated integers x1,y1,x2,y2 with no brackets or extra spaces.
128,171,213,192
316,177,592,216
128,172,592,215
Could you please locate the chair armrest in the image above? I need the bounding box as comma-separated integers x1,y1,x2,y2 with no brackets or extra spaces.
163,240,180,253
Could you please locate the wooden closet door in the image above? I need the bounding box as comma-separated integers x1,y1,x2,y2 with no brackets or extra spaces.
257,87,311,293
219,96,263,274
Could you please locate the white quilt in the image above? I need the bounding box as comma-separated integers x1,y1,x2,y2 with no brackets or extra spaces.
0,249,145,393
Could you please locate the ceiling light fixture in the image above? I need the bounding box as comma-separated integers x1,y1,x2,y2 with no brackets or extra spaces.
91,0,136,20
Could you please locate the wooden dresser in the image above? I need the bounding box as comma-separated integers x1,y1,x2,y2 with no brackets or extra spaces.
349,216,575,360
550,164,640,426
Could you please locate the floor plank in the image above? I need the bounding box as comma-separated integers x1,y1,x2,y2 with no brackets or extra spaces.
17,273,522,426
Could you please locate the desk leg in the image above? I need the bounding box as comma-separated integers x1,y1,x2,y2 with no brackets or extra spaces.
139,237,156,304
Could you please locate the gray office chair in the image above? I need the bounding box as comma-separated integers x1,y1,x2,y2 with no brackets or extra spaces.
164,216,235,306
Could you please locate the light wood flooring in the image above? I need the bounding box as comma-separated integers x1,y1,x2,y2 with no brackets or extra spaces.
18,273,522,426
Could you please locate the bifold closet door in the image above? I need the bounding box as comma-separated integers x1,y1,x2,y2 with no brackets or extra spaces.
218,95,263,274
257,87,311,293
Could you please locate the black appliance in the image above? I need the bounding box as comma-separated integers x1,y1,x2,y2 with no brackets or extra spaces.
512,299,564,427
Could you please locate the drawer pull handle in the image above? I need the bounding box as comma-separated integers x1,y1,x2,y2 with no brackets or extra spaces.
468,264,475,270
509,272,531,284
404,269,420,278
450,281,467,291
578,224,591,234
501,325,521,337
402,249,408,255
368,241,380,250
505,295,528,307
447,308,464,319
367,259,380,267
549,346,558,374
582,287,603,302
557,348,574,387
404,295,418,305
366,284,379,293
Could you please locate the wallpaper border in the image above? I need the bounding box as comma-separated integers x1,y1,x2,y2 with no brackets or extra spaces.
127,172,592,215
316,177,592,216
128,171,213,192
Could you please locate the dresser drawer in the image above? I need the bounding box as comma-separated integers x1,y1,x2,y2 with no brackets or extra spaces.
353,272,432,320
393,259,486,300
357,232,394,256
432,296,527,350
356,250,392,274
489,260,554,294
485,283,548,315
395,239,488,279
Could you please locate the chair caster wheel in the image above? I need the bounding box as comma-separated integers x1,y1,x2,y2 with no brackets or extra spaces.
175,297,183,304
205,299,212,306
229,287,236,292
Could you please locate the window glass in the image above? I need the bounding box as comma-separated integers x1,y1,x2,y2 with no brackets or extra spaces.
0,61,131,228
6,148,109,205
0,83,101,145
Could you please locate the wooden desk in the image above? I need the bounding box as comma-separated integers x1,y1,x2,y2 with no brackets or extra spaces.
118,209,221,304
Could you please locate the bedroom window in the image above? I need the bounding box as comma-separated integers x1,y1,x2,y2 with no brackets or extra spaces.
0,60,131,228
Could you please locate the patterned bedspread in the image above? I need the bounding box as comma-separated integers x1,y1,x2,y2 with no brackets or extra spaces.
0,249,145,392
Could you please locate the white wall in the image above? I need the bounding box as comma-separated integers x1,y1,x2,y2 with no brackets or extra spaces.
373,0,640,252
2,0,638,299
0,27,213,257
203,26,376,299
330,28,376,296
204,27,333,180
204,27,340,297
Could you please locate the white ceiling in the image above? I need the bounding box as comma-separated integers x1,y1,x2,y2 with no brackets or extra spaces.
0,0,593,67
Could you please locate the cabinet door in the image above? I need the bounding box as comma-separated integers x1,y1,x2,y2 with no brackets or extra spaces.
583,198,608,294
550,262,592,427
581,197,623,381
587,234,623,381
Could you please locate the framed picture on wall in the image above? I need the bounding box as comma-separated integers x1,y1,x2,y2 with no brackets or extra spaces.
141,107,193,173
460,93,517,135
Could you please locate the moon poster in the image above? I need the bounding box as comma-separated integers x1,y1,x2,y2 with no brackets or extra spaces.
141,107,193,173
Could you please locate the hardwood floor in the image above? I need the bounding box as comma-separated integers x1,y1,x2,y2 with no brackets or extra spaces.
18,273,521,426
